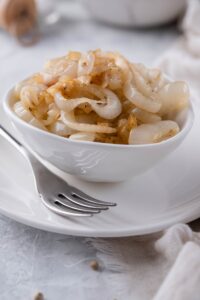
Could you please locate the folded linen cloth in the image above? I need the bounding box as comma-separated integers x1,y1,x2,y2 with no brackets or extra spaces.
89,224,200,300
89,1,200,299
154,241,200,300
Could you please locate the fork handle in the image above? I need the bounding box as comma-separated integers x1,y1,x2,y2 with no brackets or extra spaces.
0,124,22,148
0,124,44,172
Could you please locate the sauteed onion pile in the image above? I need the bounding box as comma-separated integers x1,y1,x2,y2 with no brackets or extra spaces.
13,49,189,144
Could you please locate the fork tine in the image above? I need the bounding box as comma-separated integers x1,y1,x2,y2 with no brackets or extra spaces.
55,196,101,214
59,193,109,210
41,197,93,217
70,186,117,206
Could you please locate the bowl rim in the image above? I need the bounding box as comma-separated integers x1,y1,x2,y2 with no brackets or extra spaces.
3,87,195,150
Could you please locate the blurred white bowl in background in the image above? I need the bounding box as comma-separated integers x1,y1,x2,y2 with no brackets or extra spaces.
80,0,187,27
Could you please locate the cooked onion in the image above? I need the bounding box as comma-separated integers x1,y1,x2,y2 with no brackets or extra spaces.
114,53,132,82
156,81,189,114
14,102,46,130
78,51,95,77
129,120,179,145
14,49,189,145
55,88,122,119
69,132,95,141
42,59,78,84
42,104,60,126
61,111,116,133
132,108,161,123
49,121,74,136
124,82,161,113
20,84,45,109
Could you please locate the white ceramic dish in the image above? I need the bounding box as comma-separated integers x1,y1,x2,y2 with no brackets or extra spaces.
3,88,194,182
0,101,199,237
80,0,187,27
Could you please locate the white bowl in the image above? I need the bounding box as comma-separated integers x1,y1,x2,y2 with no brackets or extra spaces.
81,0,187,27
3,88,194,182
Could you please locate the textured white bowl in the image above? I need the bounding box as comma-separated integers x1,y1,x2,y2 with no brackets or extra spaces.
3,88,194,182
81,0,187,27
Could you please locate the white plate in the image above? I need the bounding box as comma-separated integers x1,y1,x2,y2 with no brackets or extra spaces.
1,103,200,237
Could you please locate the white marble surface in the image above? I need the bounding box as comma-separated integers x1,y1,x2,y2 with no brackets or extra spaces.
0,1,180,299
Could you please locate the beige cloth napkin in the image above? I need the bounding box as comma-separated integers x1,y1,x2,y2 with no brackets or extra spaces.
89,1,200,299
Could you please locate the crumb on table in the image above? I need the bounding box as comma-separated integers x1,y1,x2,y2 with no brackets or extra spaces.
34,292,44,300
90,260,99,271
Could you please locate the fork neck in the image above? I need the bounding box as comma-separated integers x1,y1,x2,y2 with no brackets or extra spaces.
0,124,44,171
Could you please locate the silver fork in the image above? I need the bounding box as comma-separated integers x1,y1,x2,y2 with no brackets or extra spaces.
0,125,116,217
